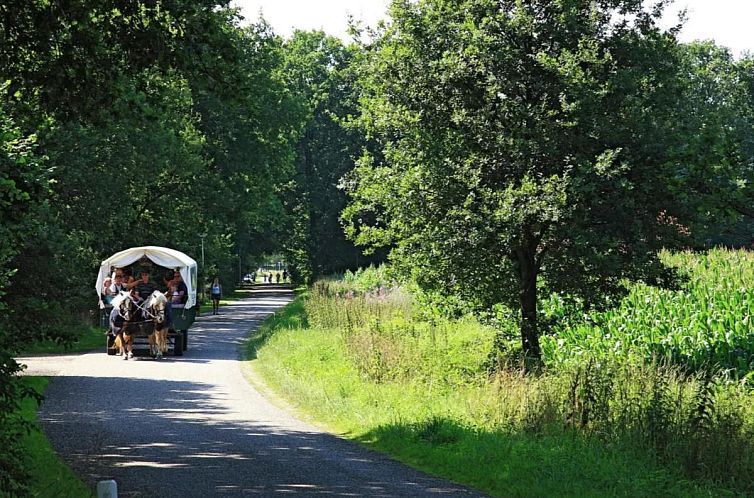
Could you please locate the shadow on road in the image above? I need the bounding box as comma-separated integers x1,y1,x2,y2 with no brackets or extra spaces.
40,376,478,497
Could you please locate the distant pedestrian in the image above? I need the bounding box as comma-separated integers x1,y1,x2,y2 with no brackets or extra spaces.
210,277,222,315
275,272,280,284
282,270,288,282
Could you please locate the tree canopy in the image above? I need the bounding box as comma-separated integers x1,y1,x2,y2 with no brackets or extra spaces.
343,0,742,360
279,30,384,282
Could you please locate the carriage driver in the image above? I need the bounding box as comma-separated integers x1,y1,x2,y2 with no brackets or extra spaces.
134,269,159,318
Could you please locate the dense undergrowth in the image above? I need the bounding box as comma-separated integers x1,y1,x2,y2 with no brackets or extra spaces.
249,250,754,497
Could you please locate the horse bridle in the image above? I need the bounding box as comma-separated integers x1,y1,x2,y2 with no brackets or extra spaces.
119,293,165,324
117,296,134,321
151,303,166,324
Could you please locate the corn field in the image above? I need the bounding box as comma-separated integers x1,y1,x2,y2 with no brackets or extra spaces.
541,249,754,377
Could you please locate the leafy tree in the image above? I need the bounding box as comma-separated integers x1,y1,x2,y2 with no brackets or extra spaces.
671,42,754,247
344,0,699,362
0,0,235,122
280,31,379,282
184,21,299,286
0,88,48,497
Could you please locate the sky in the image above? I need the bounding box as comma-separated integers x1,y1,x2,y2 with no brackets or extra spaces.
232,0,752,58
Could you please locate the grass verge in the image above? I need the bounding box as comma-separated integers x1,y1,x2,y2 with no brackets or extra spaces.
19,377,93,497
21,326,105,355
247,296,740,498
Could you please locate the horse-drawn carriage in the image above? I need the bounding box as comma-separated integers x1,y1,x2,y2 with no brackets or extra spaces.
95,246,199,357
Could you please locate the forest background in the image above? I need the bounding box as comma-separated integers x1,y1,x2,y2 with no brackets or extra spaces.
1,0,753,495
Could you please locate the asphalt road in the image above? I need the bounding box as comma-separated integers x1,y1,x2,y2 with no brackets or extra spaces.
18,288,487,497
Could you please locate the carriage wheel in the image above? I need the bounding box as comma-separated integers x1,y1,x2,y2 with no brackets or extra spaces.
173,332,183,357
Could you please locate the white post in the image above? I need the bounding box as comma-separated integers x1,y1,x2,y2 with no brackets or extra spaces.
97,480,118,498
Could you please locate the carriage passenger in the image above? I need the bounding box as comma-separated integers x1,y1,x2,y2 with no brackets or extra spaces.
119,268,137,290
163,271,187,327
109,271,127,295
169,271,188,304
102,277,114,305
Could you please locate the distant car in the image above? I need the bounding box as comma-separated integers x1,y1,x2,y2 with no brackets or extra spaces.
242,274,253,283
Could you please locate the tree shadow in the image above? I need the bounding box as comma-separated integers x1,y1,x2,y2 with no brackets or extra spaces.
39,377,484,497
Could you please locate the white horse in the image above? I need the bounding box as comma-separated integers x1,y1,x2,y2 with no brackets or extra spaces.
109,291,135,358
147,291,169,358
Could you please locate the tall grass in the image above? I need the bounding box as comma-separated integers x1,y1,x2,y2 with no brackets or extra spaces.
307,273,492,387
249,252,754,496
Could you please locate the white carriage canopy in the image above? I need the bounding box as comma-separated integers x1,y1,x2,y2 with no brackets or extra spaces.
95,246,198,309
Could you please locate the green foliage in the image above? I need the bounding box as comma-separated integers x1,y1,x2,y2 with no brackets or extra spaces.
0,356,40,497
670,42,754,246
250,261,754,495
343,0,731,361
0,90,49,497
279,31,381,283
341,264,394,293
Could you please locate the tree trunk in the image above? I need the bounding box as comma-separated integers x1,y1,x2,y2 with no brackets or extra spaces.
517,246,541,364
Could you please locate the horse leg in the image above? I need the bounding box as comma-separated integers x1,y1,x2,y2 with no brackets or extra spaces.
153,330,160,357
148,333,156,357
159,329,168,354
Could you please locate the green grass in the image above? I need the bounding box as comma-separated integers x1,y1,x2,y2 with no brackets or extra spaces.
360,424,720,498
21,326,105,355
247,296,739,497
19,377,93,497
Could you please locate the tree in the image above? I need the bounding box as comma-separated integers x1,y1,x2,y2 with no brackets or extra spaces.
344,0,697,362
184,20,299,286
670,42,754,247
0,88,48,496
280,31,380,282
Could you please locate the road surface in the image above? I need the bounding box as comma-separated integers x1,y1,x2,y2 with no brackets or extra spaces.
19,288,486,497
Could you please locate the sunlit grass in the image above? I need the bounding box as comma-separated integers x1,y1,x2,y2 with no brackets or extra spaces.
246,252,754,498
19,377,93,497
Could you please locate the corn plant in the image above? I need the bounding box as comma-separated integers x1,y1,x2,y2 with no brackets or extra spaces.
541,249,754,377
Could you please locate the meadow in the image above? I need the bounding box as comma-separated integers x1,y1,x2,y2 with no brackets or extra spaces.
248,249,754,497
